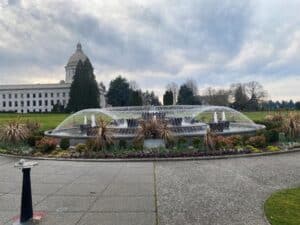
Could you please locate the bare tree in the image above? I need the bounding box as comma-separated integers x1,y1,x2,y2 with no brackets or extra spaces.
203,87,230,106
245,81,267,102
166,82,178,105
185,79,198,96
129,80,139,91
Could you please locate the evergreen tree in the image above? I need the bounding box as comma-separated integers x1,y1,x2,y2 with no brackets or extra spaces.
67,59,100,112
177,84,195,105
106,76,131,106
142,91,161,106
163,90,173,105
232,84,249,110
129,90,143,106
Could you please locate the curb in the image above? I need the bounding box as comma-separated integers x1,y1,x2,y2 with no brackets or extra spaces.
0,148,300,163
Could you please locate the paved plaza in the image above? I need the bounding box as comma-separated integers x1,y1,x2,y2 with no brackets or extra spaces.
0,152,299,225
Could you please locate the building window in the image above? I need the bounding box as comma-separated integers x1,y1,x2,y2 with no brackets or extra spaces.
63,92,66,97
33,101,36,106
51,100,54,105
27,101,30,106
45,100,48,106
39,100,42,106
27,93,30,98
33,93,36,98
21,101,24,107
57,93,60,97
8,94,11,99
9,101,12,107
15,101,18,107
3,102,6,107
38,93,42,98
45,93,48,98
51,93,54,97
21,93,24,98
57,100,60,104
14,93,18,98
2,94,5,99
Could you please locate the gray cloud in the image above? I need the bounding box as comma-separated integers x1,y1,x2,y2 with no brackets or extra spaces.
0,0,299,100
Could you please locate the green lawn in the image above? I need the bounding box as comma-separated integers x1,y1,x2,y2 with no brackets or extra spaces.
0,113,69,131
264,187,300,225
0,110,297,131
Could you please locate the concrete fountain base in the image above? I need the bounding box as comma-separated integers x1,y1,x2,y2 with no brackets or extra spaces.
143,139,165,149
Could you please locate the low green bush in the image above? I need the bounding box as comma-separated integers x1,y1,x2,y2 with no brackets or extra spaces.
264,130,279,143
27,135,43,147
267,145,280,152
192,137,203,149
75,143,87,154
118,140,127,149
60,138,70,150
177,137,188,149
245,145,262,153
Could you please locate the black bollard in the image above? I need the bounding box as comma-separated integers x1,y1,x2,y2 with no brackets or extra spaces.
14,159,38,225
20,168,33,223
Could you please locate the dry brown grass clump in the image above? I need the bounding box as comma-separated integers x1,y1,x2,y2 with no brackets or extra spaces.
135,118,174,144
0,120,30,144
91,117,114,151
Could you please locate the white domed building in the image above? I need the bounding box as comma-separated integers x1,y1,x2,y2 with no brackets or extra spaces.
65,43,89,83
0,43,106,113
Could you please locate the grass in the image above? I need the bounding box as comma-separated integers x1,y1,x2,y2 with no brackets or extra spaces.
0,110,298,131
0,113,69,131
264,187,300,225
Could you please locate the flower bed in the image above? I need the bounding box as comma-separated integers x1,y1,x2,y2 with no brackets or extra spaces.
0,112,299,159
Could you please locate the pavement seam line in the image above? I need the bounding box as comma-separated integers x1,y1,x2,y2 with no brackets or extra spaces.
153,162,159,225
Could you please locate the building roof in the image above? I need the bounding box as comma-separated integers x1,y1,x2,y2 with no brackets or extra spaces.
66,43,89,67
0,83,71,91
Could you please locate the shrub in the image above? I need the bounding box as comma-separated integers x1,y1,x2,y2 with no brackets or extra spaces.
56,150,71,158
192,137,203,149
213,135,243,150
36,137,58,153
0,120,30,144
86,139,99,152
132,139,143,150
227,135,243,146
75,143,87,154
214,136,231,150
27,135,43,147
263,130,279,143
60,138,70,150
245,135,266,148
118,140,127,149
25,120,40,135
245,145,261,153
267,145,280,152
33,152,44,157
177,137,188,149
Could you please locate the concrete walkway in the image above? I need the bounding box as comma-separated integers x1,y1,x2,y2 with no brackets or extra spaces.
0,152,299,225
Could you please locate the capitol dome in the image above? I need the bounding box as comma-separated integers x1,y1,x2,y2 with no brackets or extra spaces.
65,43,90,83
66,43,88,67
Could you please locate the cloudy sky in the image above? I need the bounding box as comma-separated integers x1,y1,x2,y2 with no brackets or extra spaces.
0,0,300,101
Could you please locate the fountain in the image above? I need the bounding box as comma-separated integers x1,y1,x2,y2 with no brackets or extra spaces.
45,105,265,145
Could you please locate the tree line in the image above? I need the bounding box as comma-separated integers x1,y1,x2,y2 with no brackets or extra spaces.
65,60,300,112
